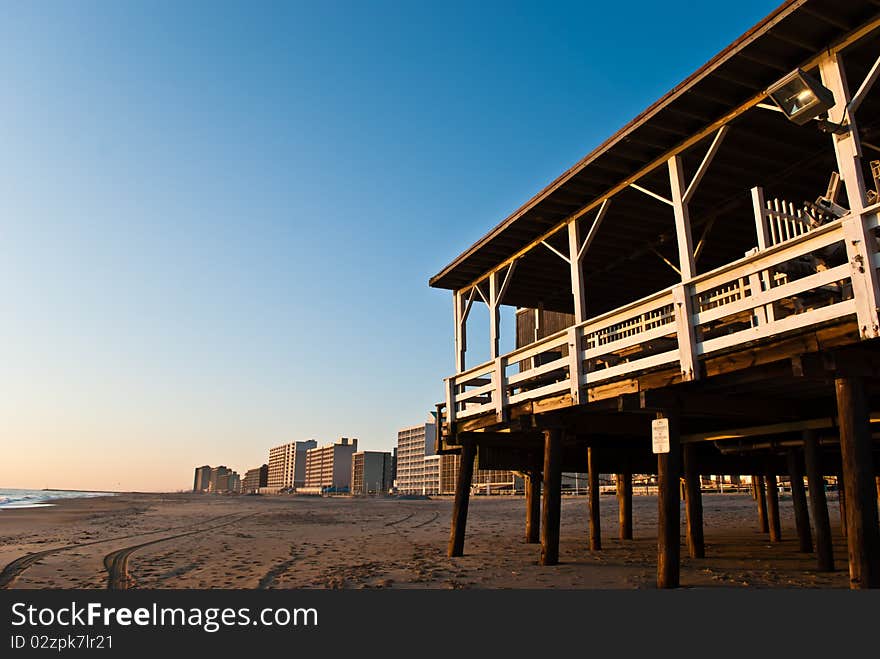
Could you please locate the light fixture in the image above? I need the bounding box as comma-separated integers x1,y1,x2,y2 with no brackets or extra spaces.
765,68,839,127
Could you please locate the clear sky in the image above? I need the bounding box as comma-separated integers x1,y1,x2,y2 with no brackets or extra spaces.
0,0,781,491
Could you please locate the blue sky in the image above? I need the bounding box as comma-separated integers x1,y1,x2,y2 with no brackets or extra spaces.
0,0,780,490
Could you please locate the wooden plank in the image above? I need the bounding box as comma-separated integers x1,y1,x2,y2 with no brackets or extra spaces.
507,356,568,387
693,263,850,326
804,431,835,572
584,349,680,385
508,379,570,406
540,429,563,566
691,221,844,294
834,377,880,588
588,378,639,403
698,300,856,356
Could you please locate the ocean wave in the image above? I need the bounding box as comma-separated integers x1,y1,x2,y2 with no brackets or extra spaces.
0,489,114,510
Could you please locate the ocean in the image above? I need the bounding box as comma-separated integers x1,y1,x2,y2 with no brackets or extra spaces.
0,489,115,510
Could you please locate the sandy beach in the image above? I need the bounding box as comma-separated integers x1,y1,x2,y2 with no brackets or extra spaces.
0,491,852,589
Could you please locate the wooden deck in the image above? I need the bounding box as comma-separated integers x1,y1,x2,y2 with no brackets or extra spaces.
446,208,879,432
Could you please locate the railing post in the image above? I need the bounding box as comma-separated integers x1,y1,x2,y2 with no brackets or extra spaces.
567,325,582,405
493,356,507,423
751,186,769,251
842,216,880,337
445,377,456,426
673,283,698,381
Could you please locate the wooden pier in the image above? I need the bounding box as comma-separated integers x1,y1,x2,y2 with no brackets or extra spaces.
430,0,880,588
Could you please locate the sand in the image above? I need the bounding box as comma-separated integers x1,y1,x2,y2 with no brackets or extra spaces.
0,491,852,589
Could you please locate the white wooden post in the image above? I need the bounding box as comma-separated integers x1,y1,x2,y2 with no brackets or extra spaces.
669,155,698,380
820,52,880,338
454,290,466,373
672,283,698,381
445,377,456,425
750,186,775,324
567,325,582,404
494,355,507,422
751,186,770,251
669,155,696,281
489,271,500,360
568,218,587,324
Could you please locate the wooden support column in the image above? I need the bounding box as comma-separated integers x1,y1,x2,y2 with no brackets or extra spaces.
766,472,782,543
787,448,813,553
683,444,704,559
804,431,834,572
838,470,847,539
668,155,696,280
617,472,633,541
447,440,475,557
588,446,601,551
820,52,880,338
755,475,769,534
567,218,587,324
540,429,563,566
489,272,500,360
657,412,681,589
525,470,541,544
835,377,880,588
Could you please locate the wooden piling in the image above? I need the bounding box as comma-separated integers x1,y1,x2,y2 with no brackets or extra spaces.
617,472,633,541
657,412,681,589
755,475,769,534
588,445,601,551
540,429,563,566
803,431,834,572
837,470,847,539
787,448,812,553
525,470,541,544
766,472,782,543
835,377,880,589
447,439,475,557
683,444,704,559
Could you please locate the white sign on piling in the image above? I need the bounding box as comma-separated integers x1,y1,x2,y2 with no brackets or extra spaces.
652,418,670,454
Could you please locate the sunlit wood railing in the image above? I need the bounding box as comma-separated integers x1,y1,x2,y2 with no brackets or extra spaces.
444,211,874,425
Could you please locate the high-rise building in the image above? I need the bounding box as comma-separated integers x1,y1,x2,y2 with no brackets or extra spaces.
193,465,212,493
303,438,358,492
351,451,393,495
267,440,318,491
395,417,436,495
242,464,269,494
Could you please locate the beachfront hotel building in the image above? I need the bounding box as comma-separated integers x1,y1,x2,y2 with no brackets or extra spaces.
207,466,240,494
267,440,317,491
395,418,437,495
242,464,269,494
302,438,358,492
193,465,212,493
350,451,393,495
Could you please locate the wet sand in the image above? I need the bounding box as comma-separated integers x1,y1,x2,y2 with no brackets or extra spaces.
0,491,851,589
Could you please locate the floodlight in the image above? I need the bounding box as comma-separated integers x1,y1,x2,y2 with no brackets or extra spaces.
766,68,836,126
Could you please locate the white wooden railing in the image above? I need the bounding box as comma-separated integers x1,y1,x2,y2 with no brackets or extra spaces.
444,210,875,425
